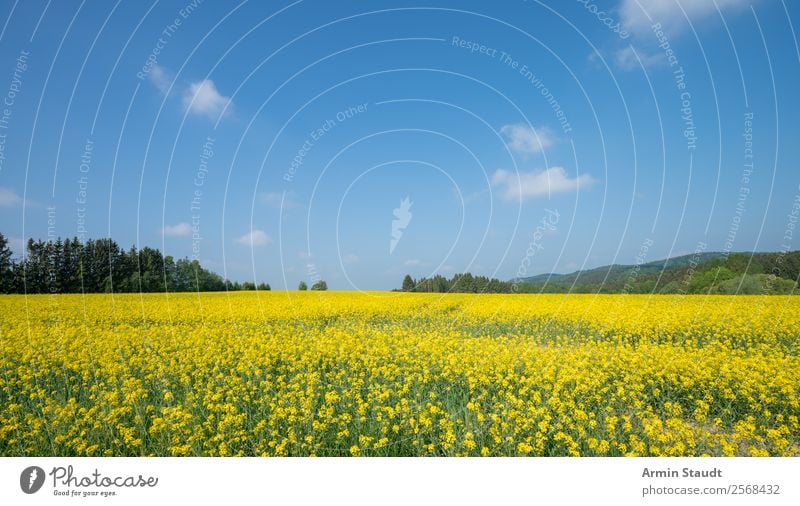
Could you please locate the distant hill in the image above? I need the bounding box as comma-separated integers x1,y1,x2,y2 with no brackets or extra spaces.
518,252,726,285
398,251,799,294
517,251,799,294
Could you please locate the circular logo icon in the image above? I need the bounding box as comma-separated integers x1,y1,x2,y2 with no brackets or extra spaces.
20,466,45,494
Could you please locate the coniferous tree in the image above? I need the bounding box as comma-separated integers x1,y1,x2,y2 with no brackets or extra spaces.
401,274,415,292
0,233,13,293
0,232,258,294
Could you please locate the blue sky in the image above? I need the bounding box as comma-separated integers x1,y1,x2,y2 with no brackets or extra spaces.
0,0,798,290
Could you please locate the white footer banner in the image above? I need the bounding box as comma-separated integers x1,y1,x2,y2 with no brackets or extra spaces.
1,457,797,505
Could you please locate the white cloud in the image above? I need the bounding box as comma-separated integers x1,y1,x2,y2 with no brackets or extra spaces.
342,253,359,264
491,167,596,201
237,229,271,247
148,64,172,95
0,187,24,207
614,46,665,70
620,0,753,34
403,259,421,267
500,124,555,154
161,222,192,236
144,66,234,119
183,79,232,118
260,191,299,210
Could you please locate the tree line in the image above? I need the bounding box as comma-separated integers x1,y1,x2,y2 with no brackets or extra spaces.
0,232,273,294
400,273,520,293
299,280,328,291
398,250,800,295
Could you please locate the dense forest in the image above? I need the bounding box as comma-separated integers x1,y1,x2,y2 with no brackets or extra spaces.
0,232,270,294
400,251,800,294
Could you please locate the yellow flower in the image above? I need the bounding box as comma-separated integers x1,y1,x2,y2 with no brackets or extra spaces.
0,291,797,457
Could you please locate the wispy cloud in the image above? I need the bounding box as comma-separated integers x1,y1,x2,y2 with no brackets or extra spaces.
491,167,596,200
161,222,192,236
237,229,271,247
0,187,24,208
144,66,233,119
142,65,234,121
183,79,232,118
589,47,664,71
456,187,489,205
614,46,665,70
147,64,172,95
620,0,754,34
403,259,421,267
500,123,555,154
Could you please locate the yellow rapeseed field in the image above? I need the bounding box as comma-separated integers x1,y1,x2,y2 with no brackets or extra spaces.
1,292,798,456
